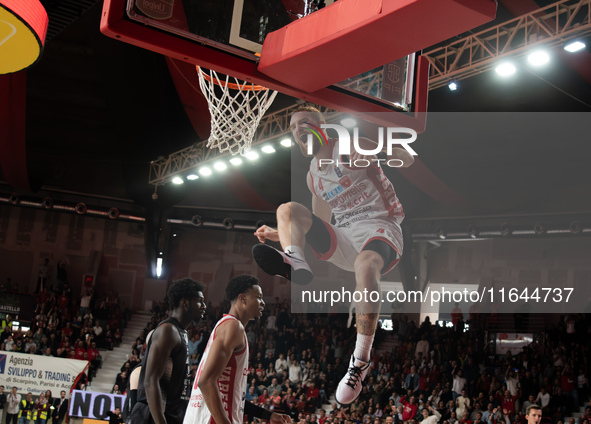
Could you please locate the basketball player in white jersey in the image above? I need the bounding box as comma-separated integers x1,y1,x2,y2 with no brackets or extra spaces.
252,104,414,405
183,275,291,424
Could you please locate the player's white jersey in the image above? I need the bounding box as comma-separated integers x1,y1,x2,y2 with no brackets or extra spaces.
183,315,248,424
309,139,404,228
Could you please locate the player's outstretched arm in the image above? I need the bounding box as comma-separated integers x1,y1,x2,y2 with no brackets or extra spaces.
198,320,245,424
144,324,181,424
254,225,280,244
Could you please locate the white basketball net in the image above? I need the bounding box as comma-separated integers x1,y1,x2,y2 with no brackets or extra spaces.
197,67,278,156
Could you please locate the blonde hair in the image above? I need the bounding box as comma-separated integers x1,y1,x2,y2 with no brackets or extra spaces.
293,104,324,124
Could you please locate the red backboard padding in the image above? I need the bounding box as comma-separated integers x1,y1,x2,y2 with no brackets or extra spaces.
258,0,497,93
101,0,429,130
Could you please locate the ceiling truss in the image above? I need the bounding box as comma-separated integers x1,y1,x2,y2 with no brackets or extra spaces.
423,0,591,90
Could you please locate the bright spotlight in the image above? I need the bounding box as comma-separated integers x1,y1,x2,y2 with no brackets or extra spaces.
528,50,549,66
448,82,457,91
186,174,199,181
199,167,212,176
230,158,243,166
261,145,276,154
214,161,227,171
245,151,259,161
280,138,292,147
495,62,516,76
564,41,585,53
340,117,356,128
156,257,163,278
172,176,184,185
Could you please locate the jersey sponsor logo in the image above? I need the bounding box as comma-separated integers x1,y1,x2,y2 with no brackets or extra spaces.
339,176,352,188
321,184,344,201
335,206,372,224
334,166,344,178
327,182,368,209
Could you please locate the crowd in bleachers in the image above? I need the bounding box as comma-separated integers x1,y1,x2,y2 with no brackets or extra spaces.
112,294,591,424
3,269,591,424
0,271,129,383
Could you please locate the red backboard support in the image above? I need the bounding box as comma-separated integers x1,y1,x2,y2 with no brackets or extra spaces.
259,0,497,93
100,0,494,131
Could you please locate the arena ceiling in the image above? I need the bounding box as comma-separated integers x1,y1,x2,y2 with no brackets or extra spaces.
1,0,591,235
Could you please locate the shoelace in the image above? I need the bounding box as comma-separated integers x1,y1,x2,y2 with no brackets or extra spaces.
344,364,365,388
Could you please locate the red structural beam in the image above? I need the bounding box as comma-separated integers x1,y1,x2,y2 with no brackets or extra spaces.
259,0,497,93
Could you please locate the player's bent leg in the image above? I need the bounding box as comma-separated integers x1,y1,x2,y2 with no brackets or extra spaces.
276,202,313,250
335,250,383,406
253,202,314,284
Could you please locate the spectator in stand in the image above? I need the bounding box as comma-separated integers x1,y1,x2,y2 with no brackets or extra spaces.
271,389,283,412
24,338,36,354
113,327,123,347
0,386,5,424
522,396,536,415
6,386,20,424
57,290,69,312
535,388,550,415
405,366,420,395
276,353,288,374
93,321,104,347
456,390,471,419
108,408,124,424
401,395,419,421
289,355,303,384
415,336,429,360
506,368,520,398
561,364,578,412
452,367,467,402
459,411,472,424
104,324,114,350
422,405,442,424
17,392,34,424
246,386,258,403
34,393,50,424
73,340,85,360
306,382,320,410
52,391,68,424
259,390,270,407
188,335,199,357
116,371,128,390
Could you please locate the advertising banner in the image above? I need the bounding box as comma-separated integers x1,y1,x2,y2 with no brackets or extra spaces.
0,351,88,395
69,390,126,420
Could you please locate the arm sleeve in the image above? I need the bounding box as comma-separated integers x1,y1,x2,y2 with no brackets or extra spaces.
244,400,273,421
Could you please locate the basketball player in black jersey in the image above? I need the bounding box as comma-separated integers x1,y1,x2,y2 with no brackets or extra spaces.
131,278,207,424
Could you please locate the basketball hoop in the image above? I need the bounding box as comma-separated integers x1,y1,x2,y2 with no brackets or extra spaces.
197,66,278,155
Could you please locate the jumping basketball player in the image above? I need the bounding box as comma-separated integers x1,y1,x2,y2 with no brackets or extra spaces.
131,278,206,424
183,275,291,424
252,104,413,405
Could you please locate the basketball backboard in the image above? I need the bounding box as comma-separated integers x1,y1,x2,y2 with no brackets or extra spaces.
101,0,496,130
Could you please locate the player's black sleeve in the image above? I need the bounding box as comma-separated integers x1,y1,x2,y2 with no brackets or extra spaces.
244,400,273,421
